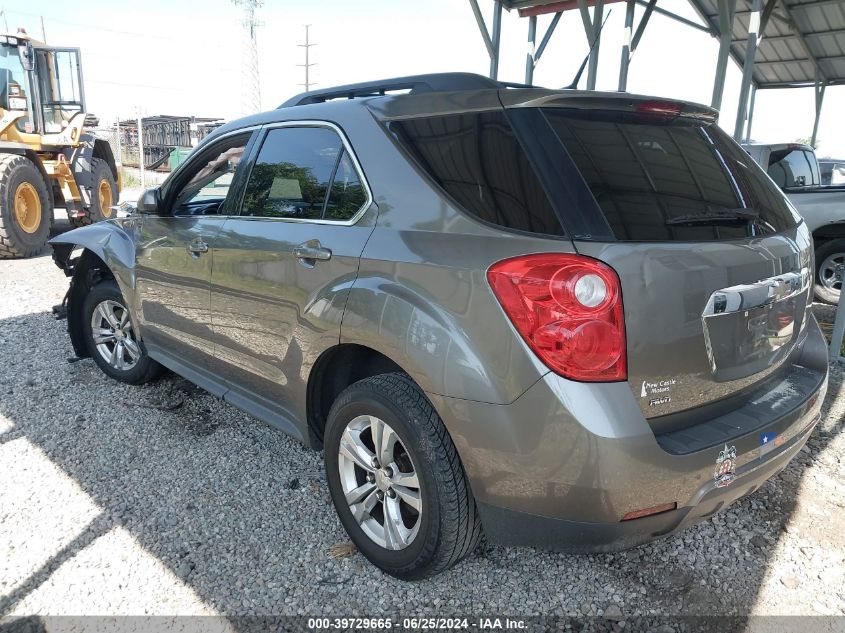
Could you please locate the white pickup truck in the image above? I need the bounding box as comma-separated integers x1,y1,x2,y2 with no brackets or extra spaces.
744,143,845,304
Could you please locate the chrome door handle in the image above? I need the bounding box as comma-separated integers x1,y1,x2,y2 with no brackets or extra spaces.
294,243,332,262
187,239,209,255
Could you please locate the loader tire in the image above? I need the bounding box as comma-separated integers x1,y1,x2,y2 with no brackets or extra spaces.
0,154,52,259
70,158,117,228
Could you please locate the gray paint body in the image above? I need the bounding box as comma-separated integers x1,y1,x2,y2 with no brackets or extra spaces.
50,85,829,549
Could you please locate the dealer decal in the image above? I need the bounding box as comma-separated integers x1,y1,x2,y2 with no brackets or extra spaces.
714,445,737,488
640,378,677,406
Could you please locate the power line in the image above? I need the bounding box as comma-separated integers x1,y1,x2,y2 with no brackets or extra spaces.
4,8,170,40
297,24,317,93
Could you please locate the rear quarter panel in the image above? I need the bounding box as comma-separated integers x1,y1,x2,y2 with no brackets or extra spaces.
337,107,572,404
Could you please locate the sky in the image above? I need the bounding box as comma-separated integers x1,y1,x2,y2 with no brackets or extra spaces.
9,0,845,158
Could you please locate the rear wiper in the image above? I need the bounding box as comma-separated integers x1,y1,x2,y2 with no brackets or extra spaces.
665,208,758,226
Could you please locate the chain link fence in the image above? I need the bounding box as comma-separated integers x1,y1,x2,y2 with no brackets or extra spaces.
87,116,224,192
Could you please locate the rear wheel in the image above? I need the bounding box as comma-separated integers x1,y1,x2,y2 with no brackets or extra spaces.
814,239,845,305
324,373,481,579
69,158,118,228
0,154,52,259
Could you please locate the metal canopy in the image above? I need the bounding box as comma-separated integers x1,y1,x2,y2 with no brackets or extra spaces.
688,0,845,89
470,0,841,142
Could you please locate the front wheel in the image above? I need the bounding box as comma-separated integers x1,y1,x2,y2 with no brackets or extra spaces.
70,158,118,228
814,239,845,305
324,373,481,580
82,279,161,384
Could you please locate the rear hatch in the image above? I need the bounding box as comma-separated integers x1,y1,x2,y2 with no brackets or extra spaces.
501,92,812,419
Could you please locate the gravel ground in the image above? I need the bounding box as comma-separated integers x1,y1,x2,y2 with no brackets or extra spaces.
1,228,844,623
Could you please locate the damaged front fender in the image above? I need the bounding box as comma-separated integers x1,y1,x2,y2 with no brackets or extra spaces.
49,220,140,358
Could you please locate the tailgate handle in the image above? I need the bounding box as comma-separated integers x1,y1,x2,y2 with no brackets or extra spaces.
702,268,810,317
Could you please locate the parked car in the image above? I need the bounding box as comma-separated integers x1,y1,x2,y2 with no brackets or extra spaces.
819,158,845,186
50,74,828,579
743,143,845,305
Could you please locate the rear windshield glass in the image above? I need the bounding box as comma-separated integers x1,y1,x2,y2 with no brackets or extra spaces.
543,109,800,242
391,111,565,237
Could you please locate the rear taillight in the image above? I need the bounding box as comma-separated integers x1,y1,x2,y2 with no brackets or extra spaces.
487,253,626,382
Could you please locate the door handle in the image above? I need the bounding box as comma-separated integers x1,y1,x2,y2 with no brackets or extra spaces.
294,242,332,262
187,239,209,255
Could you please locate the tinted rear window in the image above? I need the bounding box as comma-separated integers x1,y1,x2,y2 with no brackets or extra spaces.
543,109,800,242
391,111,565,237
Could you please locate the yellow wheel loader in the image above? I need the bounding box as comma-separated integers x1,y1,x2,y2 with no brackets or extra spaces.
0,30,119,258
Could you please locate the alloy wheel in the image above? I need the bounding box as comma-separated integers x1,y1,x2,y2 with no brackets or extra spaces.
819,252,844,293
90,299,141,371
337,415,422,550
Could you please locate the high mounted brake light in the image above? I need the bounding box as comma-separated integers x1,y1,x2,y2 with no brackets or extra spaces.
487,253,627,382
635,101,683,122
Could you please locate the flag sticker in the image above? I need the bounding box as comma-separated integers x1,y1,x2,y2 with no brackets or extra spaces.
760,432,778,458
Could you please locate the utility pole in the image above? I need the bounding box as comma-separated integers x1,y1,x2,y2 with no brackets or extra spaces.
297,24,317,92
233,0,263,115
40,15,46,43
1,10,8,33
136,108,145,189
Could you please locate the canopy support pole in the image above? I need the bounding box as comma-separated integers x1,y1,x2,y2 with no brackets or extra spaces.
811,77,827,147
577,0,604,90
469,0,503,80
734,0,761,139
712,0,737,109
490,0,503,79
745,84,757,141
618,0,636,91
527,12,563,85
526,15,537,84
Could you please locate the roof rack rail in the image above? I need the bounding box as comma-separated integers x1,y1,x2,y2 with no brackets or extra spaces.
279,72,507,108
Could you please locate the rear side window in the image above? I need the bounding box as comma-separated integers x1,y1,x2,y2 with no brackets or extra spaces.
391,111,565,237
543,109,800,242
768,149,819,188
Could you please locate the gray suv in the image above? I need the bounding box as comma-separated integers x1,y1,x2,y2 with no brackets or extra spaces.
50,73,829,579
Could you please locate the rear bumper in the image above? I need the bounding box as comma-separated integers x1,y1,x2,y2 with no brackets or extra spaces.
476,413,814,551
429,316,828,551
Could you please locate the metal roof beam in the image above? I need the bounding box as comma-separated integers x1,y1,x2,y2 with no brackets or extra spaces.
635,0,712,33
731,27,845,46
753,55,845,66
788,0,844,10
776,0,827,81
468,0,495,59
630,0,657,51
535,12,563,62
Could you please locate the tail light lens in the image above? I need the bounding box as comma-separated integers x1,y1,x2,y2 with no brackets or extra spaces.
487,253,626,382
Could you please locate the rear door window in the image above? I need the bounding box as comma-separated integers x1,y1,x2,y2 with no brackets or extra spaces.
391,111,565,237
543,109,800,241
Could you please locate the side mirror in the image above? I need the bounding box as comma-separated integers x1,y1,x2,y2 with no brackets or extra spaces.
18,42,34,72
136,187,162,215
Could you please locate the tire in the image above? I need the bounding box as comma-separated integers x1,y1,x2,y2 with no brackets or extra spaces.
0,154,52,259
70,158,118,228
82,279,161,384
324,373,481,579
814,239,845,305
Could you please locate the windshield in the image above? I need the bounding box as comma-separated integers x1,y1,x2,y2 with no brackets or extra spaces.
0,43,34,133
